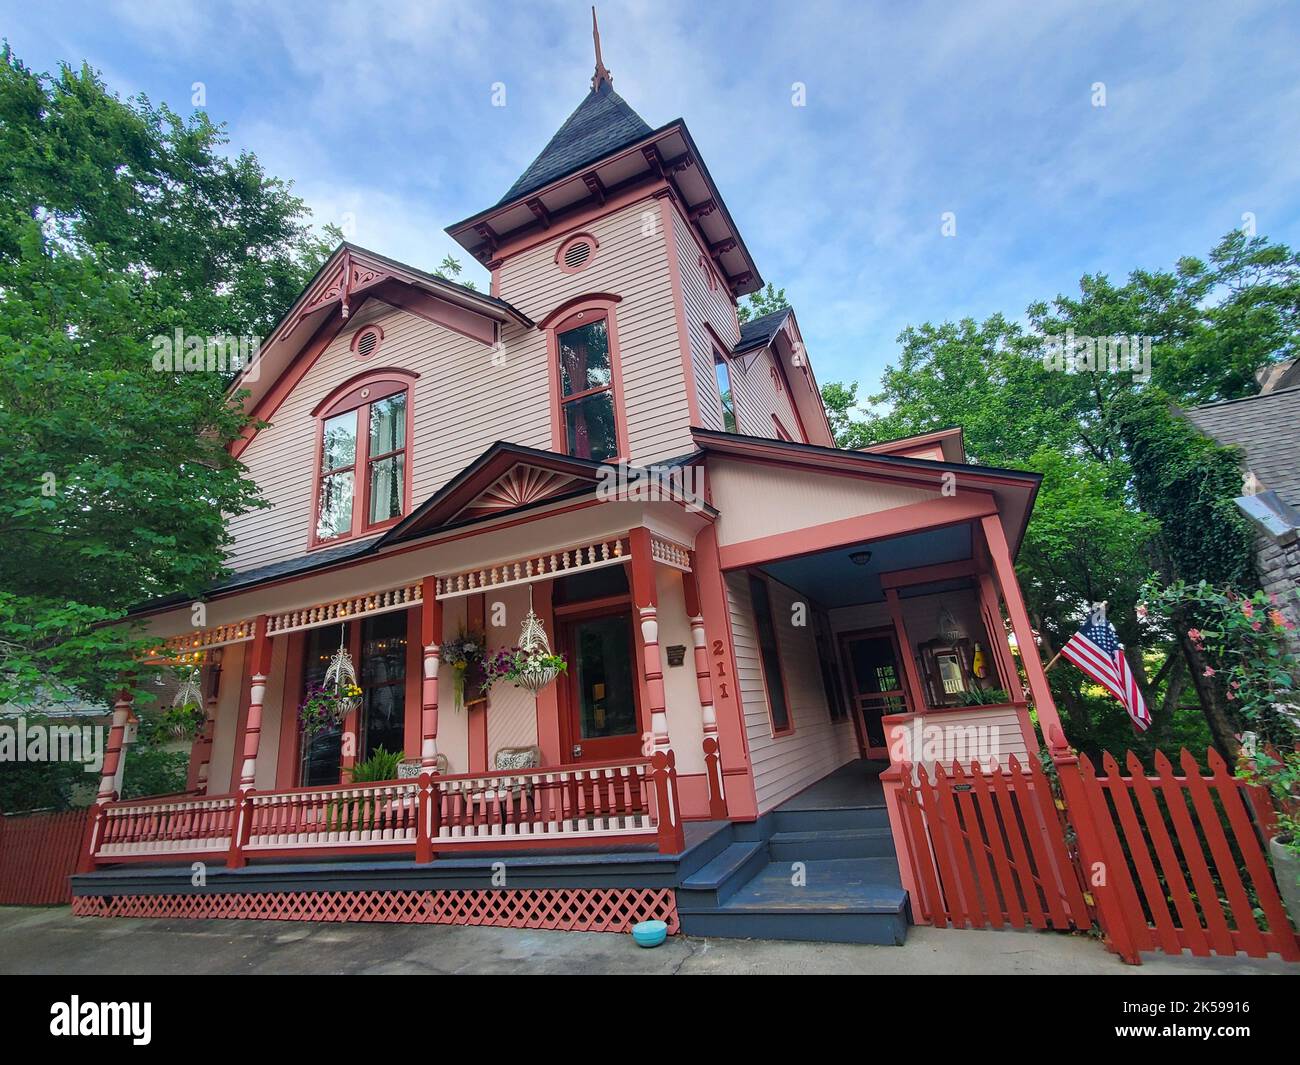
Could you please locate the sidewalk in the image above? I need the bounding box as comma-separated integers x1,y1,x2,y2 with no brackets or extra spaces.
1,906,1293,975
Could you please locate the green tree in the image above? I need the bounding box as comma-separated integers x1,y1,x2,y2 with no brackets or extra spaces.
0,47,331,708
736,281,790,324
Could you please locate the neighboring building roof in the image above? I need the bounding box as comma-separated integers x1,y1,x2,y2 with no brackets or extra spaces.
734,309,792,355
498,81,653,206
1185,386,1300,508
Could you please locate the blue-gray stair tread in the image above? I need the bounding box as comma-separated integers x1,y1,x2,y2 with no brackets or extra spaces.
679,841,765,890
719,858,905,913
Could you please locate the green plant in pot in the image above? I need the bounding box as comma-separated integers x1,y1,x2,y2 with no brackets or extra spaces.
1239,745,1300,929
959,687,1011,707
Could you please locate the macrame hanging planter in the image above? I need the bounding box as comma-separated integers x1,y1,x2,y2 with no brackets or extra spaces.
514,606,562,695
324,624,361,718
168,663,205,739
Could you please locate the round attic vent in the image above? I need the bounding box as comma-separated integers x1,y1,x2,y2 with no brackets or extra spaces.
556,233,599,273
352,325,384,359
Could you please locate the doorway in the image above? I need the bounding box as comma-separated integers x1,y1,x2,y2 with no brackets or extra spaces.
839,628,911,758
557,605,643,762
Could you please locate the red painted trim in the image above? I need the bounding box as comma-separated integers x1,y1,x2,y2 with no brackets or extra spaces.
467,595,488,773
544,297,631,463
839,624,911,757
275,631,306,789
746,571,796,739
534,579,563,766
861,426,966,463
658,195,703,429
403,605,422,762
717,493,998,571
879,558,979,590
376,282,498,347
307,369,416,551
226,637,255,793
554,231,600,274
555,598,646,763
537,291,624,330
884,590,929,719
770,413,794,442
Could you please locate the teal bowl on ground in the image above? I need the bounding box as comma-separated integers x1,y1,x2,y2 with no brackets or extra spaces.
632,919,667,947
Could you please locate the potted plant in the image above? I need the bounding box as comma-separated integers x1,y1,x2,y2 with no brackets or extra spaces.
298,681,361,739
440,626,487,710
481,644,568,695
1240,745,1300,928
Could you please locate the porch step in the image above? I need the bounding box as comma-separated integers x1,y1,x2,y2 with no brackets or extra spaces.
767,826,895,861
772,806,890,833
677,841,768,907
678,858,909,946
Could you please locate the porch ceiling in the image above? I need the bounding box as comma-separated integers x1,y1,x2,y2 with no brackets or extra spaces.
758,524,972,608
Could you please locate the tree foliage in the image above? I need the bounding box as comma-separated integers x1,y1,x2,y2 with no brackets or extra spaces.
821,230,1299,758
0,47,331,707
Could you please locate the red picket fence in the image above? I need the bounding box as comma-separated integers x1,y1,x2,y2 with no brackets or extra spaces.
0,808,90,905
891,746,1300,964
1056,747,1299,964
893,755,1094,933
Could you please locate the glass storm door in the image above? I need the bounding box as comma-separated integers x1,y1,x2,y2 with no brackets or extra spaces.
841,631,910,756
562,610,642,762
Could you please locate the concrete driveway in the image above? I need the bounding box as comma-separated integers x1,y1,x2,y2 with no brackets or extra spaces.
0,906,1293,975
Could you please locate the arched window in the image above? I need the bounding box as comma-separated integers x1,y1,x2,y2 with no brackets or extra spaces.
542,296,628,463
310,369,417,546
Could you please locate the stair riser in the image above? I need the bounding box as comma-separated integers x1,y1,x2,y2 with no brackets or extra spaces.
677,845,770,908
772,808,890,833
767,836,895,861
679,910,908,946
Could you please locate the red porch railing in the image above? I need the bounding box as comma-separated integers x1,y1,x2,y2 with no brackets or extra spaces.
81,752,684,870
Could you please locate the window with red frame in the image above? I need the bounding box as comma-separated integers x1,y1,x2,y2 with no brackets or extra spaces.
315,384,408,543
557,313,619,462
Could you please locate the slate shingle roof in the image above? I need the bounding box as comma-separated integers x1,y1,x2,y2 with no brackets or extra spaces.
734,308,791,354
498,82,653,206
1185,386,1300,507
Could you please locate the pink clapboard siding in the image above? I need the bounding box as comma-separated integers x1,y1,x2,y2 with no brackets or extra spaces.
495,196,696,467
670,207,738,433
227,300,550,571
725,571,858,813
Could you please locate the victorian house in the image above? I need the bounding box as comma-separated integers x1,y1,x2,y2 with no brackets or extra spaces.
73,19,1064,944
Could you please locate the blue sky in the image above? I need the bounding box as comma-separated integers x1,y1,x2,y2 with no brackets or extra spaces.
4,1,1298,403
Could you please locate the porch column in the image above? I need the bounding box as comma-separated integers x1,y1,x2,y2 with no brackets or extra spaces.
95,687,134,802
885,588,928,716
191,648,222,793
684,561,727,819
629,527,670,753
977,572,1024,702
420,577,442,769
980,514,1068,752
237,615,273,790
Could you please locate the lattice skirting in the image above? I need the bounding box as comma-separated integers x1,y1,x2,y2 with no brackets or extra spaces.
71,888,679,934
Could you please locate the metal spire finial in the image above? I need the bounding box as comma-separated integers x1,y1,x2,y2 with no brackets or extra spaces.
591,7,613,91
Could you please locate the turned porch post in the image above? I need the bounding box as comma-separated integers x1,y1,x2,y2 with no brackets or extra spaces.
628,527,669,754
629,527,684,854
420,576,443,769
95,687,134,802
191,648,223,793
237,615,273,790
683,560,727,818
980,513,1068,751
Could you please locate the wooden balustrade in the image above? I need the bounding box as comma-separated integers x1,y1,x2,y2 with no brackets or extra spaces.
82,756,676,867
94,794,238,857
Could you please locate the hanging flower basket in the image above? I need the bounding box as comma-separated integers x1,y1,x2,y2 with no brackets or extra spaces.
299,682,361,739
480,609,567,696
441,626,487,710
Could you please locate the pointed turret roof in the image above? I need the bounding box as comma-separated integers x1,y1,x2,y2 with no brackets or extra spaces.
497,81,652,206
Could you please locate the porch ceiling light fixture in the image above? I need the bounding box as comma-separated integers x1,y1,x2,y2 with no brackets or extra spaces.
849,550,872,566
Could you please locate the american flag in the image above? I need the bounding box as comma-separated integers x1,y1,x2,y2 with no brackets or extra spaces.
1060,615,1150,732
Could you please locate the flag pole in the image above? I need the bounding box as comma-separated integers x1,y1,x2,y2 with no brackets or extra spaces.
1044,651,1062,672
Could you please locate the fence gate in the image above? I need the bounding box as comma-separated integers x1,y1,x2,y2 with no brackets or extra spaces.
0,808,89,905
894,755,1094,933
1055,746,1300,964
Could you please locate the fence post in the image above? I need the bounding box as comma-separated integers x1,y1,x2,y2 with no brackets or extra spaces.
75,803,104,875
1051,747,1142,964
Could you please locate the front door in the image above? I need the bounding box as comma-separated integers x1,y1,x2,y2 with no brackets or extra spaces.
559,608,643,762
840,630,911,758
